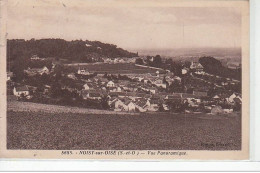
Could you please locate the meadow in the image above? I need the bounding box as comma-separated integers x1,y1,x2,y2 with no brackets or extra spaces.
7,101,241,150
67,63,165,74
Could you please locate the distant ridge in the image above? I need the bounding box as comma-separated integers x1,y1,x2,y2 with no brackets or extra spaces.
7,39,138,62
135,47,241,60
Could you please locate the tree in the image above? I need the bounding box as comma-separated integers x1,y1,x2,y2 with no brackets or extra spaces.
101,96,109,110
171,62,182,76
165,58,173,65
135,58,144,65
158,103,165,112
153,55,162,67
184,61,191,68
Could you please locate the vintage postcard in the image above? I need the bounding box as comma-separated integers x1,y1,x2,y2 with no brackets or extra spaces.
0,0,249,160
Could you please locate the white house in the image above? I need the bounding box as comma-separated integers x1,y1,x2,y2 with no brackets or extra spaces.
7,72,13,81
125,101,136,112
83,83,90,90
106,81,115,87
40,66,49,75
228,93,237,103
77,68,90,75
67,73,76,80
190,61,204,72
30,55,40,60
13,86,29,97
24,66,49,76
182,68,189,75
113,99,127,111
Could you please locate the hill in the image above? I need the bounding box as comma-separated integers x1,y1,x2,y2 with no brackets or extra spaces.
7,39,138,63
199,56,241,80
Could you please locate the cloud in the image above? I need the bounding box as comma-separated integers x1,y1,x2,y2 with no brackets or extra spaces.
7,0,241,50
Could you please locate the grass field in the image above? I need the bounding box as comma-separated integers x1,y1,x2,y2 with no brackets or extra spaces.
7,101,241,150
68,63,165,74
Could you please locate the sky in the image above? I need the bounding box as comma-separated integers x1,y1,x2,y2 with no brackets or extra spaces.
6,0,241,51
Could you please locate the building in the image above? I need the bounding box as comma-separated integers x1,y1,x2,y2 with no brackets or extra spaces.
227,62,241,70
13,86,29,97
182,68,189,75
190,62,204,72
106,81,115,87
135,99,150,112
67,73,77,80
30,55,40,60
7,72,14,81
24,66,49,76
125,100,136,112
83,83,91,90
81,90,102,100
77,68,90,75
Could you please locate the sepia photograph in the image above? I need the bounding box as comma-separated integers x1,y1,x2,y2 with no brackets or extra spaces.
0,0,249,159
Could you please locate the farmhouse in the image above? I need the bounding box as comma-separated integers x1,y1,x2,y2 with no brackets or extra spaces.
135,99,149,112
211,106,224,114
106,81,115,87
13,86,29,97
30,55,40,60
77,68,90,75
125,100,136,112
190,62,204,72
7,72,14,81
227,62,241,70
148,100,160,111
81,90,102,100
24,66,49,76
111,98,127,111
182,68,189,75
83,83,91,90
67,73,77,80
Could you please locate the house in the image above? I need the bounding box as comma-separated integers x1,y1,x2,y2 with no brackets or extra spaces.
165,93,182,101
13,86,29,97
67,73,77,80
77,68,90,75
182,68,189,75
83,83,91,90
213,95,220,100
173,76,182,82
106,81,115,87
223,109,233,113
7,72,14,81
181,93,201,103
124,100,136,112
227,93,241,103
227,62,241,70
148,98,162,111
211,106,223,115
24,66,49,76
111,98,127,111
108,86,121,92
147,87,157,94
98,78,109,84
135,99,150,112
30,55,40,60
190,61,204,72
156,70,160,77
81,90,102,100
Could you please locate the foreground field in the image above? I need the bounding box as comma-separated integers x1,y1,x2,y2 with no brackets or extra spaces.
67,63,165,74
7,102,241,150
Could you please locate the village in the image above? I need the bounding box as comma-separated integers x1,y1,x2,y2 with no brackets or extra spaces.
7,55,242,115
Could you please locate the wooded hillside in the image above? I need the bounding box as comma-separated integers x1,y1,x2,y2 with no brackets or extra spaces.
7,39,138,62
